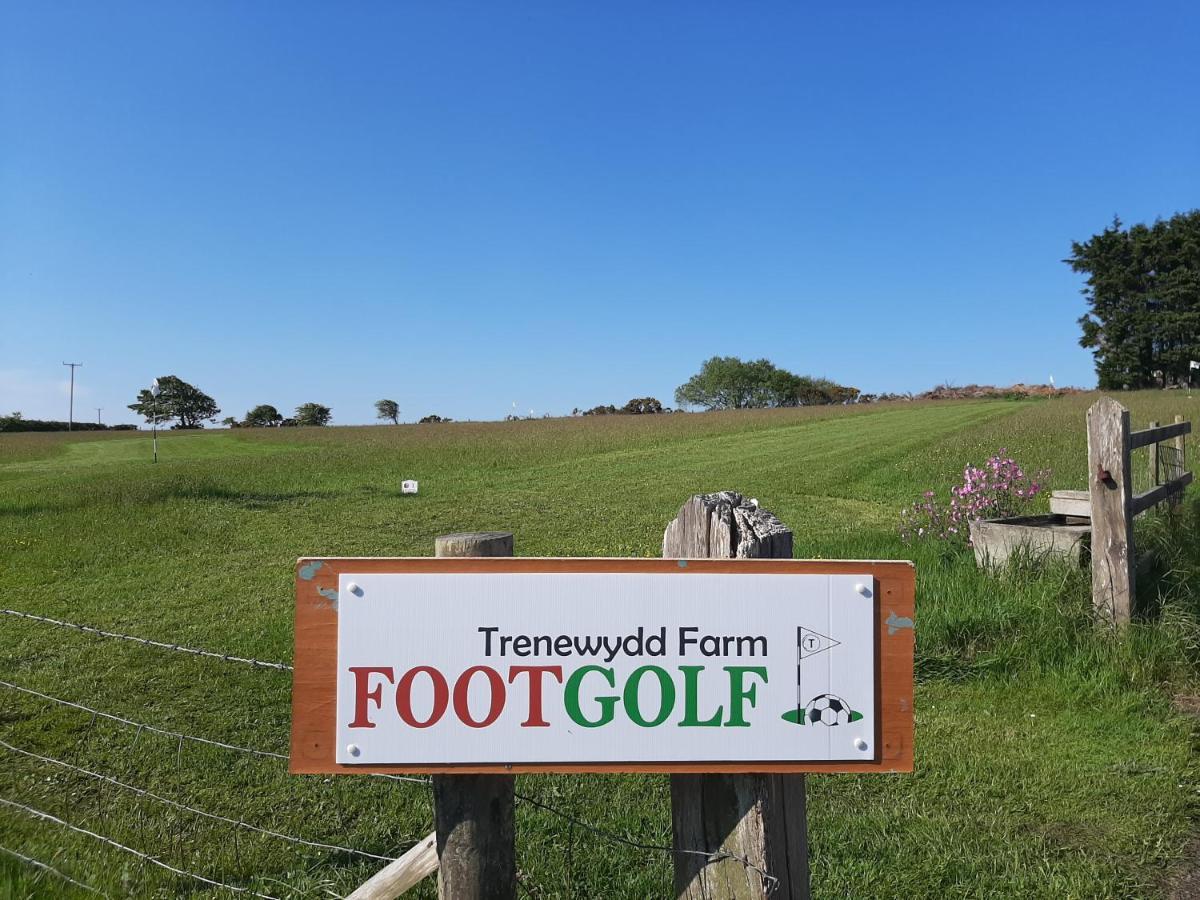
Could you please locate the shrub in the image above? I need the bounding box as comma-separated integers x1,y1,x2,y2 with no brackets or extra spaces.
901,450,1050,543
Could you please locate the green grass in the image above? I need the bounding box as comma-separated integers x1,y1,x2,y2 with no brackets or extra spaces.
2,393,1200,897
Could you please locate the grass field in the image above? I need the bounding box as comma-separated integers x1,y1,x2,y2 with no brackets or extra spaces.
3,393,1200,898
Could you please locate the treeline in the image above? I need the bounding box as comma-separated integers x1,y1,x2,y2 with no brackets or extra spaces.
574,397,668,416
225,403,333,428
674,357,859,410
0,413,137,433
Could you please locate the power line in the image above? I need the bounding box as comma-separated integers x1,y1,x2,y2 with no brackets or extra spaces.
62,362,82,431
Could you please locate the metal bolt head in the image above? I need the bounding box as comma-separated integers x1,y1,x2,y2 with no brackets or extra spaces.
347,744,361,757
855,583,871,597
347,582,363,597
854,737,869,752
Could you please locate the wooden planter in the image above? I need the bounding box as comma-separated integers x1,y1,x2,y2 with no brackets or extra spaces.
968,514,1091,570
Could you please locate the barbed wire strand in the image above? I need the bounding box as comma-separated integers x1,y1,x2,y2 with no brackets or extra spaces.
514,790,780,892
0,608,293,671
0,679,288,759
0,797,283,900
2,682,774,886
0,738,396,862
0,680,430,787
0,843,108,897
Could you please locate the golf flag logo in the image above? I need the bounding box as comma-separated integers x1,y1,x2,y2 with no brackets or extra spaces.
782,626,862,726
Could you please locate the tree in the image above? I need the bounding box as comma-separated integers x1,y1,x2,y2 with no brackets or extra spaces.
621,397,664,414
419,414,452,423
294,403,332,426
674,357,857,410
244,404,283,427
674,357,778,410
375,399,401,424
128,376,220,429
1068,211,1200,389
220,416,239,428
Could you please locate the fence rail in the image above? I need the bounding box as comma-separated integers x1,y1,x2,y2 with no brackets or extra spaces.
1130,419,1190,449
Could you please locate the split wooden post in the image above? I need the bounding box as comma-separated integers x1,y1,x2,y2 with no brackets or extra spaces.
1148,421,1160,489
662,492,808,900
1087,398,1135,626
432,532,516,900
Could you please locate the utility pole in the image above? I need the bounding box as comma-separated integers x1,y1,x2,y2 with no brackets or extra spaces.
96,408,103,425
63,362,82,431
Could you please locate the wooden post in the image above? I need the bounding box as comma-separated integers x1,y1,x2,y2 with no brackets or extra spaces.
1148,421,1160,489
432,532,515,900
662,492,808,900
1088,398,1134,626
1173,414,1187,488
1176,415,1187,472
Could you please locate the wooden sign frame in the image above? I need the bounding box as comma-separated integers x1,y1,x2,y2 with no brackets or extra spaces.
289,557,914,775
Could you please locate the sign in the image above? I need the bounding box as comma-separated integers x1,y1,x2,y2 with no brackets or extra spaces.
290,558,914,775
401,480,419,494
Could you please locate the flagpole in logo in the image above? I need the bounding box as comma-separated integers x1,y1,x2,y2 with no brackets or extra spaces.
794,626,841,723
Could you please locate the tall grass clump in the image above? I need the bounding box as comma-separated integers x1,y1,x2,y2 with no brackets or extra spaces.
908,491,1200,704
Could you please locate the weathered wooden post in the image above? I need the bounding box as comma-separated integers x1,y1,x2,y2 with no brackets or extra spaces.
662,491,808,900
1148,421,1160,489
1176,415,1187,473
1172,414,1188,490
1087,398,1134,626
432,531,516,900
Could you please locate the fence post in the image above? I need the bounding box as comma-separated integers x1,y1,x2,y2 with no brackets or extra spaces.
1148,421,1160,489
1173,414,1187,491
662,492,808,900
432,532,516,900
1087,398,1134,626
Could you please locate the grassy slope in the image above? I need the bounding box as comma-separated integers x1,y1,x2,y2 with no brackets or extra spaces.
1,394,1199,898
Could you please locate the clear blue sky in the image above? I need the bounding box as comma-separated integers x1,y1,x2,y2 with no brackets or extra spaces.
3,3,1198,425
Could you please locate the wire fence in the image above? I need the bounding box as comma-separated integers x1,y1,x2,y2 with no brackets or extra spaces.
0,738,396,862
0,797,283,899
1,607,293,671
0,843,108,897
1,606,767,895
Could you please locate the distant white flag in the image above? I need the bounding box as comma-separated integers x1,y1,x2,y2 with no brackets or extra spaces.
1191,360,1200,370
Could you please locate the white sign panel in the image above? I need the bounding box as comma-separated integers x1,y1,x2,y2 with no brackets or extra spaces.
334,572,877,765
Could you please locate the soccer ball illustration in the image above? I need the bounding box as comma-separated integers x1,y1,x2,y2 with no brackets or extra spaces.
805,694,853,726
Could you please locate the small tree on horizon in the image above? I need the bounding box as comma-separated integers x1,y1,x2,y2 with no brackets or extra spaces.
294,403,332,427
244,404,283,427
128,375,220,429
375,399,400,424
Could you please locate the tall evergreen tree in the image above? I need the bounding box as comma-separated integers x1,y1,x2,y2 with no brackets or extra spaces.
1068,211,1200,388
